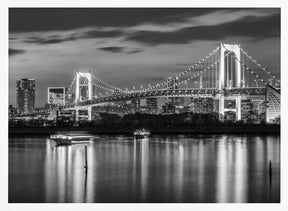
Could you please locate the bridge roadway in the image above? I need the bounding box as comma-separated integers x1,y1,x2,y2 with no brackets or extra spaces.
61,87,266,109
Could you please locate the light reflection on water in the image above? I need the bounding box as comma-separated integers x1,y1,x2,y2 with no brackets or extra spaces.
9,134,280,203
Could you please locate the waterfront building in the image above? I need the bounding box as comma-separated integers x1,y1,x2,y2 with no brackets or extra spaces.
164,76,183,114
188,100,195,113
146,98,158,114
9,105,17,119
258,101,266,122
213,99,219,113
57,110,75,125
241,99,252,123
16,78,35,114
131,99,141,113
251,100,266,123
191,97,214,114
48,87,66,106
225,111,236,122
241,99,261,123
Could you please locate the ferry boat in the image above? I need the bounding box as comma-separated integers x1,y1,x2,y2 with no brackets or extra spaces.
134,129,150,139
50,133,95,145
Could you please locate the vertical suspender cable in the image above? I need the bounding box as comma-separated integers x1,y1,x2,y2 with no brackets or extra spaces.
212,52,214,88
226,52,228,88
247,54,249,87
242,51,244,87
216,50,218,88
208,55,210,88
230,53,232,88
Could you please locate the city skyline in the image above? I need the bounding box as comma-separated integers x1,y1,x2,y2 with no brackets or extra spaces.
7,6,282,205
9,8,280,107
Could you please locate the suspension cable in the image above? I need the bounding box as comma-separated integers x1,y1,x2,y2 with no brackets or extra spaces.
140,46,220,92
78,72,116,93
163,50,233,90
240,47,280,84
91,74,123,91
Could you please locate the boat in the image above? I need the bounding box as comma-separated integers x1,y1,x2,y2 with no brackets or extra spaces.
134,129,150,139
50,133,95,145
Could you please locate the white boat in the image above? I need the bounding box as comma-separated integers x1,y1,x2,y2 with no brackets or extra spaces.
50,133,95,145
134,129,150,139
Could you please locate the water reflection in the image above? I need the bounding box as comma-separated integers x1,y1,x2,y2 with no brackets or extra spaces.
234,138,247,202
216,136,229,202
197,140,204,202
9,135,280,203
43,141,95,202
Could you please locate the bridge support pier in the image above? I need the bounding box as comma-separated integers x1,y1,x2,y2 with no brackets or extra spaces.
87,107,92,121
236,96,241,121
218,95,225,121
75,108,79,122
74,71,93,121
218,95,242,121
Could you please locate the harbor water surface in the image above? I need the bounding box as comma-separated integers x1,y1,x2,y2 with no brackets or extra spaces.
9,134,280,203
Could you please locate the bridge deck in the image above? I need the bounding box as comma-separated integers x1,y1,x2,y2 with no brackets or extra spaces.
62,87,266,109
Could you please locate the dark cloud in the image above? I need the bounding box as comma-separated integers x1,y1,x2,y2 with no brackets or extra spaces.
9,48,26,56
126,13,280,45
126,48,144,54
9,8,230,32
98,46,125,53
23,29,124,45
24,34,78,44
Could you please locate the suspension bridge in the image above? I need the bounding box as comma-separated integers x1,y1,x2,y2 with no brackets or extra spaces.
45,43,280,123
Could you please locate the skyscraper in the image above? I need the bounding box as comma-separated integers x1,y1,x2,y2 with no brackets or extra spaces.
16,78,35,113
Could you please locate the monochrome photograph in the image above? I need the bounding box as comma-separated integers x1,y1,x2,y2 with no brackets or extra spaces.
7,6,282,204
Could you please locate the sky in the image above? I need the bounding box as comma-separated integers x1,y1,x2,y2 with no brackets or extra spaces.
9,8,280,107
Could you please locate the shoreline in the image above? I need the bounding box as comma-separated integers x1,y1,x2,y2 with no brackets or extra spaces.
9,124,280,136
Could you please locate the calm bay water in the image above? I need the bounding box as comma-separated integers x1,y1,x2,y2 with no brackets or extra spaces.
9,134,280,203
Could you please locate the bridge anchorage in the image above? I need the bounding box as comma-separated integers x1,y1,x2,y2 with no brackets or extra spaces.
51,42,279,124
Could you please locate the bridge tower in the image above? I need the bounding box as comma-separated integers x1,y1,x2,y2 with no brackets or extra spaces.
218,43,242,121
75,71,93,121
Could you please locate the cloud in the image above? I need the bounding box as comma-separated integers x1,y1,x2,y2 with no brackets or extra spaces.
23,29,124,45
9,48,26,56
24,34,78,44
14,9,280,48
9,8,227,32
125,13,280,45
98,46,144,54
126,48,144,54
98,46,125,53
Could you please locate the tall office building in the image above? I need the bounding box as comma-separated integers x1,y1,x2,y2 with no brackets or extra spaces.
16,78,35,114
